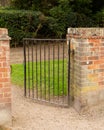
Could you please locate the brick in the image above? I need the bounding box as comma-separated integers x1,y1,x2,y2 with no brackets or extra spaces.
0,73,2,77
2,88,11,93
81,86,98,93
80,56,88,61
98,76,104,81
4,93,11,98
89,43,93,46
0,78,10,82
0,88,3,93
2,83,10,88
0,57,6,61
100,52,104,56
99,81,104,86
99,69,104,72
0,94,3,98
2,40,9,44
3,72,9,78
0,84,3,88
3,62,8,67
99,64,104,69
88,56,99,60
0,98,11,103
99,72,104,76
93,69,99,74
0,63,2,67
90,47,99,51
88,38,101,44
88,73,98,79
88,64,98,69
94,60,102,64
81,61,93,65
94,42,101,46
100,47,104,50
100,56,104,59
0,68,8,72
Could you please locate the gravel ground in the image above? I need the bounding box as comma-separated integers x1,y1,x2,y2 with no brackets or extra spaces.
12,85,104,130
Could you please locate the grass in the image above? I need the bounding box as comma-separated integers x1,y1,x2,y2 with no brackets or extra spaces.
11,59,68,96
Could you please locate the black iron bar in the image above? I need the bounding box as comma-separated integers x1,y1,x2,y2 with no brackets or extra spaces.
40,42,42,99
48,43,50,101
62,42,65,103
36,43,38,99
68,39,70,105
53,44,55,101
44,43,46,100
32,41,34,98
28,41,30,97
23,40,26,97
58,42,60,101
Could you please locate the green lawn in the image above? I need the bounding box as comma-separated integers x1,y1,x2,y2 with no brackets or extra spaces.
11,60,68,96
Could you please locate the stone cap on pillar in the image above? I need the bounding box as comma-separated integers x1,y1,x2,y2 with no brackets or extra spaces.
67,28,104,39
0,28,11,40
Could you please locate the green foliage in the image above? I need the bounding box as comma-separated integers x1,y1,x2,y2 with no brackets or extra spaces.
0,0,103,43
48,0,95,38
10,0,59,14
0,8,42,45
92,0,104,13
49,0,72,38
95,8,104,27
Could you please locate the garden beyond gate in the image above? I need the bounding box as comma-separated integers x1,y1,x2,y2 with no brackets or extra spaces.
23,39,70,107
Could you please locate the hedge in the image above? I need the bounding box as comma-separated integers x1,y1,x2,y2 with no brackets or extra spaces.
0,9,42,46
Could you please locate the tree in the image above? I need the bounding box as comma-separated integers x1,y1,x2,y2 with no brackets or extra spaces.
0,0,10,6
70,0,92,16
8,0,103,39
92,0,104,13
95,8,104,27
10,0,59,14
48,0,72,37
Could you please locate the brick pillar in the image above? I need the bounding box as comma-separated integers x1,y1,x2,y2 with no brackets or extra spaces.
0,28,11,126
67,28,104,112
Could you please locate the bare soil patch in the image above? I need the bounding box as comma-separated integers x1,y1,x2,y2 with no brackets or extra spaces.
10,44,67,64
12,85,104,130
10,47,24,64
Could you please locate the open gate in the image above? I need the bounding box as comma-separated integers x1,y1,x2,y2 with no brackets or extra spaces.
23,39,70,107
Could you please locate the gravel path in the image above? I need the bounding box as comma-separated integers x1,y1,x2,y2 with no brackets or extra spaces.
12,85,104,130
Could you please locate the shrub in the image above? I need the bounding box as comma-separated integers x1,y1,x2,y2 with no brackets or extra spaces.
0,8,42,46
95,9,104,27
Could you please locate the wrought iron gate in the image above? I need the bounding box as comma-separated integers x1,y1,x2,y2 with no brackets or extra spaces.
23,39,70,107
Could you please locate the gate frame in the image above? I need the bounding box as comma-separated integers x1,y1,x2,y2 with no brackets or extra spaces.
23,38,71,107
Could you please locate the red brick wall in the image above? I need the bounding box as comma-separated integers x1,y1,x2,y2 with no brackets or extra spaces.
0,28,11,126
67,28,104,112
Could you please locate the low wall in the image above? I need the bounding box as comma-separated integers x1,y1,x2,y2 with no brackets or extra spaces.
67,28,104,112
0,28,11,127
